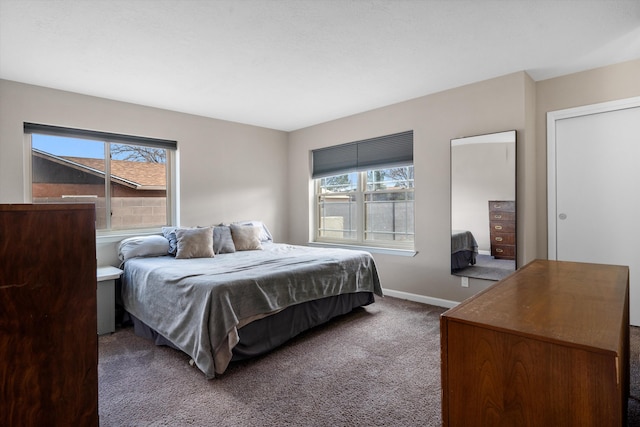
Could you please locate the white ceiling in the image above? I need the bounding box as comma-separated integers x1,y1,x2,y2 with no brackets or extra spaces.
1,0,639,131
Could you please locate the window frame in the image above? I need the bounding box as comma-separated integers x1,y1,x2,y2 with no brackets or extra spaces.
23,124,177,239
314,166,415,251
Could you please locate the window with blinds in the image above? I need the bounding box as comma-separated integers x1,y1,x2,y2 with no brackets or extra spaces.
312,131,414,249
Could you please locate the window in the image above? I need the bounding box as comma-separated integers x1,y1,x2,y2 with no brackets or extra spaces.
25,123,176,233
313,131,414,249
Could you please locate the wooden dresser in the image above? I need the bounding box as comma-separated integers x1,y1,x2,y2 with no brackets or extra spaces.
0,204,98,426
441,259,629,427
488,200,515,260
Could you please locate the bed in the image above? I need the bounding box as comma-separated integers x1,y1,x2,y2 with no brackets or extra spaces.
451,229,478,271
118,224,383,379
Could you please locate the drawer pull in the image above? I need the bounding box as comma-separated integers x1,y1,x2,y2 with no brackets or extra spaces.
494,214,502,219
496,248,504,253
495,237,503,242
493,204,501,209
494,225,503,230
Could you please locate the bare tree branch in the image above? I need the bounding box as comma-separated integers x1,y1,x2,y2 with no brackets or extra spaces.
111,144,166,163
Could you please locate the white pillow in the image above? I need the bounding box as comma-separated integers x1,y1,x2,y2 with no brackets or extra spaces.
118,235,170,261
233,220,273,242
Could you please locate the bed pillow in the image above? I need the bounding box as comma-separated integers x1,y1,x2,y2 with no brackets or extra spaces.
118,235,170,261
230,224,263,251
213,225,236,254
162,226,178,255
233,220,273,242
175,226,215,259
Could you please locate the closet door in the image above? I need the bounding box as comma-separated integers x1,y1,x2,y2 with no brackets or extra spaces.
0,204,98,426
548,99,640,324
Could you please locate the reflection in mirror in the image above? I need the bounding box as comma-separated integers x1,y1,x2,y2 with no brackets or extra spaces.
451,130,516,281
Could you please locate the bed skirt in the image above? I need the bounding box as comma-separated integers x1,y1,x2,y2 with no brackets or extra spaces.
451,250,477,271
129,291,375,363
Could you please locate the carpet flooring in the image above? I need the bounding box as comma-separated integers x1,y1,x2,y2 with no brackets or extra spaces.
99,296,640,426
452,254,515,281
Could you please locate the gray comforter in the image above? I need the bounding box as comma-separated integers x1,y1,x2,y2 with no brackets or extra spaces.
121,243,383,378
451,229,478,254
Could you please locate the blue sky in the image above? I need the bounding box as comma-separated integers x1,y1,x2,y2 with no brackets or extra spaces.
32,134,167,163
33,134,105,159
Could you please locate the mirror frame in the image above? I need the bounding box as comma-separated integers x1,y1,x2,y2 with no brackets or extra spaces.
450,130,516,281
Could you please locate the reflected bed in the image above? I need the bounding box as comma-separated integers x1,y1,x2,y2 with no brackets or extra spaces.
451,230,478,271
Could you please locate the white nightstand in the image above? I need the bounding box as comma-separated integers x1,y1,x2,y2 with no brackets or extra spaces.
97,266,123,335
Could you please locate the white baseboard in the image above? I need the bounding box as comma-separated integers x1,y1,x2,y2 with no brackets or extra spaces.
381,288,459,309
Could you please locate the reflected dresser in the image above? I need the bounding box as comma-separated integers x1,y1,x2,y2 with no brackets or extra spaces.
441,259,629,427
488,200,515,260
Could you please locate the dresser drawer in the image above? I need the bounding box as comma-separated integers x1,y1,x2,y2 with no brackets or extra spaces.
491,233,515,245
489,211,515,222
489,201,515,212
490,222,515,233
491,244,515,259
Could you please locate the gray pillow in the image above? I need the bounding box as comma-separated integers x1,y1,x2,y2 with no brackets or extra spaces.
175,227,215,259
213,225,236,254
230,224,263,251
162,226,178,255
118,235,170,261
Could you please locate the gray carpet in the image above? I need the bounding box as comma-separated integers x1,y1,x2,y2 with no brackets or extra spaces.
629,326,640,426
453,254,515,281
99,296,445,426
99,296,640,426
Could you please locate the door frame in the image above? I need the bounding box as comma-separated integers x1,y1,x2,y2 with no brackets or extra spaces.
546,96,640,259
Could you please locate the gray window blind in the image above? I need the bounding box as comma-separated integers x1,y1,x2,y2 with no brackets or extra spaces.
24,122,177,150
312,130,413,178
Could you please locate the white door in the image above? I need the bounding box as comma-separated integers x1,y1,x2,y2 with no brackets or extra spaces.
548,97,640,325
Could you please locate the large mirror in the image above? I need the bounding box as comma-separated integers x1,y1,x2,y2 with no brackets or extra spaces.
451,130,516,281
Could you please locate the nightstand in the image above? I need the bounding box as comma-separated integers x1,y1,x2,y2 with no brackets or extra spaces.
97,266,123,335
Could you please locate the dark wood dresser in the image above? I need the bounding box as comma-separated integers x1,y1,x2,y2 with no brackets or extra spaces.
441,259,629,427
488,200,515,260
0,204,98,426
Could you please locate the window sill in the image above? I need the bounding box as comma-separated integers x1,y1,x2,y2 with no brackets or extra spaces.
96,228,162,244
307,242,417,257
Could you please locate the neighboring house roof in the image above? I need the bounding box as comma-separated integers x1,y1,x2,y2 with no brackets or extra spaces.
33,149,166,190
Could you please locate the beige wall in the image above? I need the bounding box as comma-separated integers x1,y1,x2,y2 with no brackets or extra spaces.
2,58,638,304
0,80,289,266
289,72,534,303
287,59,639,304
535,59,640,258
